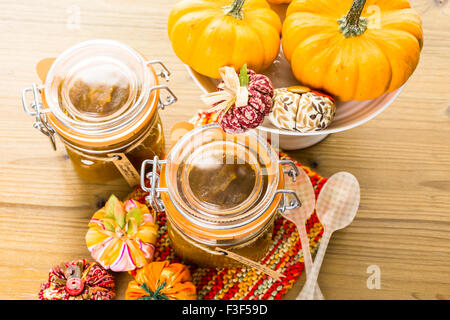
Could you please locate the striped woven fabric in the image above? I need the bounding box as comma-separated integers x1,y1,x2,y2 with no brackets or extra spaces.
127,111,326,300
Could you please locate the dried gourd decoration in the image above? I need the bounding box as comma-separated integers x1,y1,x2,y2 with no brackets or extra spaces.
86,195,158,272
201,64,274,133
39,259,115,300
125,261,197,300
269,86,336,133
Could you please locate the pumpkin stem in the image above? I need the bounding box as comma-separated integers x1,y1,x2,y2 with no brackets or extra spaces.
138,282,170,300
338,0,368,37
223,0,246,20
239,64,249,87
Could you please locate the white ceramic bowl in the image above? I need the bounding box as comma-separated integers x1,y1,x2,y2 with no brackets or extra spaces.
186,52,403,150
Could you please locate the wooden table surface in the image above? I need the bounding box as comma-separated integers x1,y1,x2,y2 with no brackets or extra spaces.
0,0,449,300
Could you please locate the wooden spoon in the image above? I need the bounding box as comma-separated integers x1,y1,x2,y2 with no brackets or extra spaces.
282,167,324,299
297,172,360,300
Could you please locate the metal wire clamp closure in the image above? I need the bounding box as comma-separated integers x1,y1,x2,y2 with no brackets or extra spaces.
22,83,56,150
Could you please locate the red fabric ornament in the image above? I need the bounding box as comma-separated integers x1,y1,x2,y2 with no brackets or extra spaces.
201,65,274,133
39,259,115,300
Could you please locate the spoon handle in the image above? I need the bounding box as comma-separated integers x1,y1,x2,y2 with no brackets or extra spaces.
297,230,332,300
296,224,324,300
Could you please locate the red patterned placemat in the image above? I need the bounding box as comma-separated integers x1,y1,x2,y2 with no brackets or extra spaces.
128,112,326,300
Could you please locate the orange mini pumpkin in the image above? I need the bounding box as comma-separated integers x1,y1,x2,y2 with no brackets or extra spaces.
282,0,423,101
125,261,197,300
168,0,282,79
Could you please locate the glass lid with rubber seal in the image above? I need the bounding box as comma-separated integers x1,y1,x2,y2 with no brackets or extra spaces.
179,138,263,214
60,60,136,122
43,39,156,134
141,124,302,245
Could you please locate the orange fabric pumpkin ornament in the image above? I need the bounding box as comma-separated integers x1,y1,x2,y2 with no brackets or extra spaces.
125,261,197,300
282,0,423,101
168,0,282,79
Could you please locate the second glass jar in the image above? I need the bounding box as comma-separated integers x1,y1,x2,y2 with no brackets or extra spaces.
141,124,301,267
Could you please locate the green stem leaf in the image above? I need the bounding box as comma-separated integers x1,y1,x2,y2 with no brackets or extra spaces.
239,64,249,87
137,281,170,300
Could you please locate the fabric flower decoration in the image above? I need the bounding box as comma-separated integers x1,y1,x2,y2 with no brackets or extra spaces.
86,195,158,272
125,261,197,300
39,259,115,300
201,64,274,133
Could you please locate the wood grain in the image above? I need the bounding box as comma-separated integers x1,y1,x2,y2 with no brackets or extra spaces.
0,0,449,300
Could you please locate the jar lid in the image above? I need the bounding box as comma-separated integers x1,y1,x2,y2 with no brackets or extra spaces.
180,139,263,214
42,39,159,148
59,58,136,122
160,124,283,246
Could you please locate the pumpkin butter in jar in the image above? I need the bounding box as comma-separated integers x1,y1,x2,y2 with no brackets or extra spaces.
184,153,260,210
141,124,301,267
22,40,176,184
64,65,131,117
